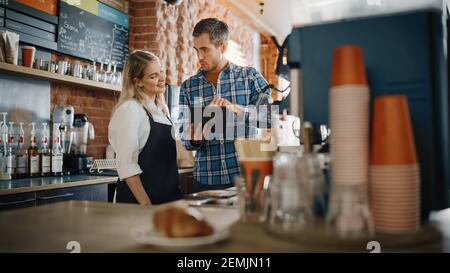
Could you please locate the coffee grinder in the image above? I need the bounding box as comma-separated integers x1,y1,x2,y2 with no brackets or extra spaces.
65,114,95,174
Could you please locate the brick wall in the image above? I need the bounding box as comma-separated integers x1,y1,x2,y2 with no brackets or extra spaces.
129,0,260,86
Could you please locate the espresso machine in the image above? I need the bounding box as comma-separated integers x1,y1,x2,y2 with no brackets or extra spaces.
65,114,95,174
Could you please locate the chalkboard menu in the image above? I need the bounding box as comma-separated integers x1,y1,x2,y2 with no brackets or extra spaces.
57,1,128,67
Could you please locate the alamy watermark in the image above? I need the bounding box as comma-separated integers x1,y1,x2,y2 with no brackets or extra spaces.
366,241,381,253
66,241,81,253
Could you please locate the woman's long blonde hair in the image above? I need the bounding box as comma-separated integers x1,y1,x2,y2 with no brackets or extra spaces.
115,50,169,117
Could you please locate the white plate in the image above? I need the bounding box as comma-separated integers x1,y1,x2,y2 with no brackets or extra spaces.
192,190,237,198
130,224,230,248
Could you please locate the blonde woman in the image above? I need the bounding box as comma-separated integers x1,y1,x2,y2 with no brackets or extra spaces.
108,50,181,205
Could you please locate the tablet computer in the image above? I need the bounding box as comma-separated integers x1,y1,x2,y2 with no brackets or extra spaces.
189,105,235,140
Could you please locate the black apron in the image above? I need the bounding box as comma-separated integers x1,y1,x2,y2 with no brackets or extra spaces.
116,110,182,204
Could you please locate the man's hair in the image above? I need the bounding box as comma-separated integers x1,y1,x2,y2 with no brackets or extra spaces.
193,18,229,46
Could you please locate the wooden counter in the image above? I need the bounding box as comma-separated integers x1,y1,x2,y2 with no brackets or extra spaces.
0,175,118,196
0,200,447,253
0,168,193,196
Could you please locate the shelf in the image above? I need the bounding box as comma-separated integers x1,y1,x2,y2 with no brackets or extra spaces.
0,62,121,92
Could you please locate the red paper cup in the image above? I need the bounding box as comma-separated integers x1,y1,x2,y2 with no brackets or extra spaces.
22,46,35,68
371,95,418,165
331,45,368,87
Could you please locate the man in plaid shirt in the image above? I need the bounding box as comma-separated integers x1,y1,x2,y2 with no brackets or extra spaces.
178,18,271,192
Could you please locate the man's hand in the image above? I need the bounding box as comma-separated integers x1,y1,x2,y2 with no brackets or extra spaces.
210,96,229,107
209,97,245,116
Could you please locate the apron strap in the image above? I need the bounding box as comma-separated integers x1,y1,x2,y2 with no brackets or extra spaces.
142,106,173,126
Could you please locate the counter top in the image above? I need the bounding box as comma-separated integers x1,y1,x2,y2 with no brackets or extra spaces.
0,168,194,196
0,200,448,253
0,175,118,196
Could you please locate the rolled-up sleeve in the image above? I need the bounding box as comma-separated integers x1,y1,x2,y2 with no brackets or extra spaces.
108,102,145,180
249,67,271,105
246,68,272,132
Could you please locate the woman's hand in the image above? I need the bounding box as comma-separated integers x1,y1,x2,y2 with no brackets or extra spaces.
124,175,152,205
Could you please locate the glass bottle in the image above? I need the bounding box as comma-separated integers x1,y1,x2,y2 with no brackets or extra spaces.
0,121,4,180
0,113,11,180
104,60,112,83
0,122,3,157
40,123,51,177
28,122,40,177
15,122,28,178
7,121,16,179
51,123,63,176
110,61,117,85
98,58,105,82
115,62,122,87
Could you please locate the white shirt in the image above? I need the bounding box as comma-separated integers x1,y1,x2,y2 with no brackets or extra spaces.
108,99,172,180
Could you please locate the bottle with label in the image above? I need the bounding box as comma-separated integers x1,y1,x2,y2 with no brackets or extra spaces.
15,122,28,178
51,123,63,176
0,113,11,181
7,121,16,179
28,122,40,177
0,123,6,181
40,123,51,177
0,121,3,180
0,122,3,157
104,60,112,83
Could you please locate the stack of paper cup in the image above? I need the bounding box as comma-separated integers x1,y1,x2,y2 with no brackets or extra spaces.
327,45,374,237
370,95,420,233
329,45,370,186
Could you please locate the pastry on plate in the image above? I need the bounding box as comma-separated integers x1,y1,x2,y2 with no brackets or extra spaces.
153,206,213,238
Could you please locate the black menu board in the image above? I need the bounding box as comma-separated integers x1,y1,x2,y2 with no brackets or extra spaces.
57,1,128,67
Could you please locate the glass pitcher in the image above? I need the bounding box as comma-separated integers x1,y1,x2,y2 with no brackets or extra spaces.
266,152,314,234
